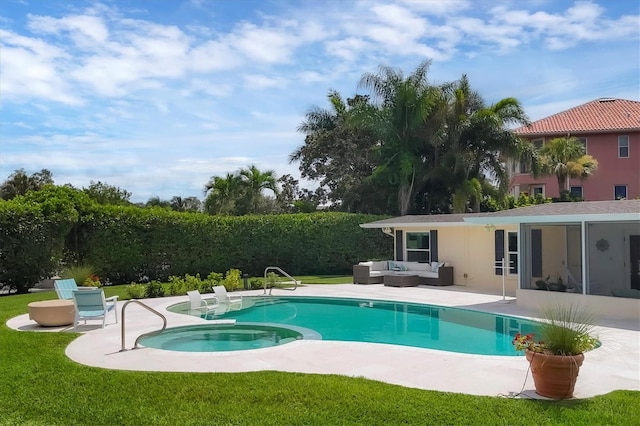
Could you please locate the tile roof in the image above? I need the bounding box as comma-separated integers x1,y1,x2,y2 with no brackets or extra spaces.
360,212,498,228
515,98,640,136
477,199,640,218
361,200,640,228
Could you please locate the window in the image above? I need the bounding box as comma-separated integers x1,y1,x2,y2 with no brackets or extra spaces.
570,186,583,199
406,232,429,262
495,230,518,275
619,135,629,158
532,186,544,197
507,232,518,274
575,137,587,153
614,185,627,200
519,161,530,174
532,138,544,150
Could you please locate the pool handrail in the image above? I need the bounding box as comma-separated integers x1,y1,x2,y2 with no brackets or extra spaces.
119,299,167,352
263,267,300,295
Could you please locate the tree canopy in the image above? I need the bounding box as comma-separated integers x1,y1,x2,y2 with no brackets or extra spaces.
291,62,545,215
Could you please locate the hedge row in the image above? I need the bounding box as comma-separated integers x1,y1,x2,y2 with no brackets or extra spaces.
0,186,391,292
80,206,391,283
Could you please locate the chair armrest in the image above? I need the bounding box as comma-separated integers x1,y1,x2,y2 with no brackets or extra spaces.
353,265,371,284
437,266,454,285
204,296,219,307
105,295,119,302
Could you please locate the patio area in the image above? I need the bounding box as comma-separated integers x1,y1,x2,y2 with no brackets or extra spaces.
7,284,640,399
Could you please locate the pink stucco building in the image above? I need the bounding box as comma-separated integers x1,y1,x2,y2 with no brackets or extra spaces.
511,98,640,200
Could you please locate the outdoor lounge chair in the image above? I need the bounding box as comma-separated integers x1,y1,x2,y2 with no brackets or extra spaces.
187,290,220,316
54,278,118,304
212,285,243,308
72,289,118,330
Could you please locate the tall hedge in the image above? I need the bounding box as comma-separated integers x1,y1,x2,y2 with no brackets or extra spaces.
0,187,391,290
80,207,391,283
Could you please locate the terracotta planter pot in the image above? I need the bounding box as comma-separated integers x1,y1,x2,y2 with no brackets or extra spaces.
526,350,584,399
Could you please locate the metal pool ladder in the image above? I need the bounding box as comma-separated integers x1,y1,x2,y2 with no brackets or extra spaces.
263,266,300,295
119,299,167,352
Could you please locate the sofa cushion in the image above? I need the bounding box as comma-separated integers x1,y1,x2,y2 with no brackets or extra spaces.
406,262,431,272
611,289,640,298
416,271,438,278
388,261,408,271
370,261,388,271
360,261,387,271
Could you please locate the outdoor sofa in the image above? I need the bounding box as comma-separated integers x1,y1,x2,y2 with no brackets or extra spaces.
353,260,454,286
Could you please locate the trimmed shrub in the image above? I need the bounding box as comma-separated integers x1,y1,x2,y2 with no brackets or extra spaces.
144,281,165,298
0,188,80,293
126,283,145,299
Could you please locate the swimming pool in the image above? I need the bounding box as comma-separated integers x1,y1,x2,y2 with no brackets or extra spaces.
165,296,537,356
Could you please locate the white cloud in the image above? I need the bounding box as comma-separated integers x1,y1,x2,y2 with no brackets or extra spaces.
400,0,471,15
226,22,298,64
0,29,82,104
0,0,638,203
27,13,109,45
243,74,285,90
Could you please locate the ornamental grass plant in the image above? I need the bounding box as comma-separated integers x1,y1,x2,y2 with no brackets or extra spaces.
61,264,97,287
513,303,598,356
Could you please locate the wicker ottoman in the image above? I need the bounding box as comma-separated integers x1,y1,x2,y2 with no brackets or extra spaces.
383,274,420,287
28,300,75,327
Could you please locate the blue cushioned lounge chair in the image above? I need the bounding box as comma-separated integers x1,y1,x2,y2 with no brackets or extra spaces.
55,278,118,304
72,289,119,330
54,278,82,300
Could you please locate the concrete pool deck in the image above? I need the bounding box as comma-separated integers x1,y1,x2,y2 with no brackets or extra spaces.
7,284,640,399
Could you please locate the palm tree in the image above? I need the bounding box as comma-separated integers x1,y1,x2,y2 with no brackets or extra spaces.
170,196,202,212
203,173,241,215
237,165,278,214
357,60,444,215
145,196,171,208
295,89,345,134
539,137,599,195
440,76,536,212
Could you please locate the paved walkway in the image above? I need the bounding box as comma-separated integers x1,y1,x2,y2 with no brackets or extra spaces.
7,284,640,399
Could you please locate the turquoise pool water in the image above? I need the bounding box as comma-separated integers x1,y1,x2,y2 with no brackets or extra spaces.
139,323,320,352
165,296,537,356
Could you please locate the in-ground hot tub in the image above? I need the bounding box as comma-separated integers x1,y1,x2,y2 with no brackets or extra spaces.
137,322,321,352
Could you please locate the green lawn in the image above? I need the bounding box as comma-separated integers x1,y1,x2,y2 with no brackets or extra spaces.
296,275,352,284
1,287,638,425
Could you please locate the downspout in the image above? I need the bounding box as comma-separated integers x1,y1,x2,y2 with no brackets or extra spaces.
581,220,587,295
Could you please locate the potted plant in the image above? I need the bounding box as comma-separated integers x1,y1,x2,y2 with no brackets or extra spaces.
512,304,598,399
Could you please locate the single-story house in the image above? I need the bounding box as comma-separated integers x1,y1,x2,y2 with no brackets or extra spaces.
360,200,640,320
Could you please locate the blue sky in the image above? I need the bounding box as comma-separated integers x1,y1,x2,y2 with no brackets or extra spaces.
1,0,638,203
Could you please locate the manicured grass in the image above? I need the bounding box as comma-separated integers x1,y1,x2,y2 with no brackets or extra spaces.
296,275,352,284
1,288,638,425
